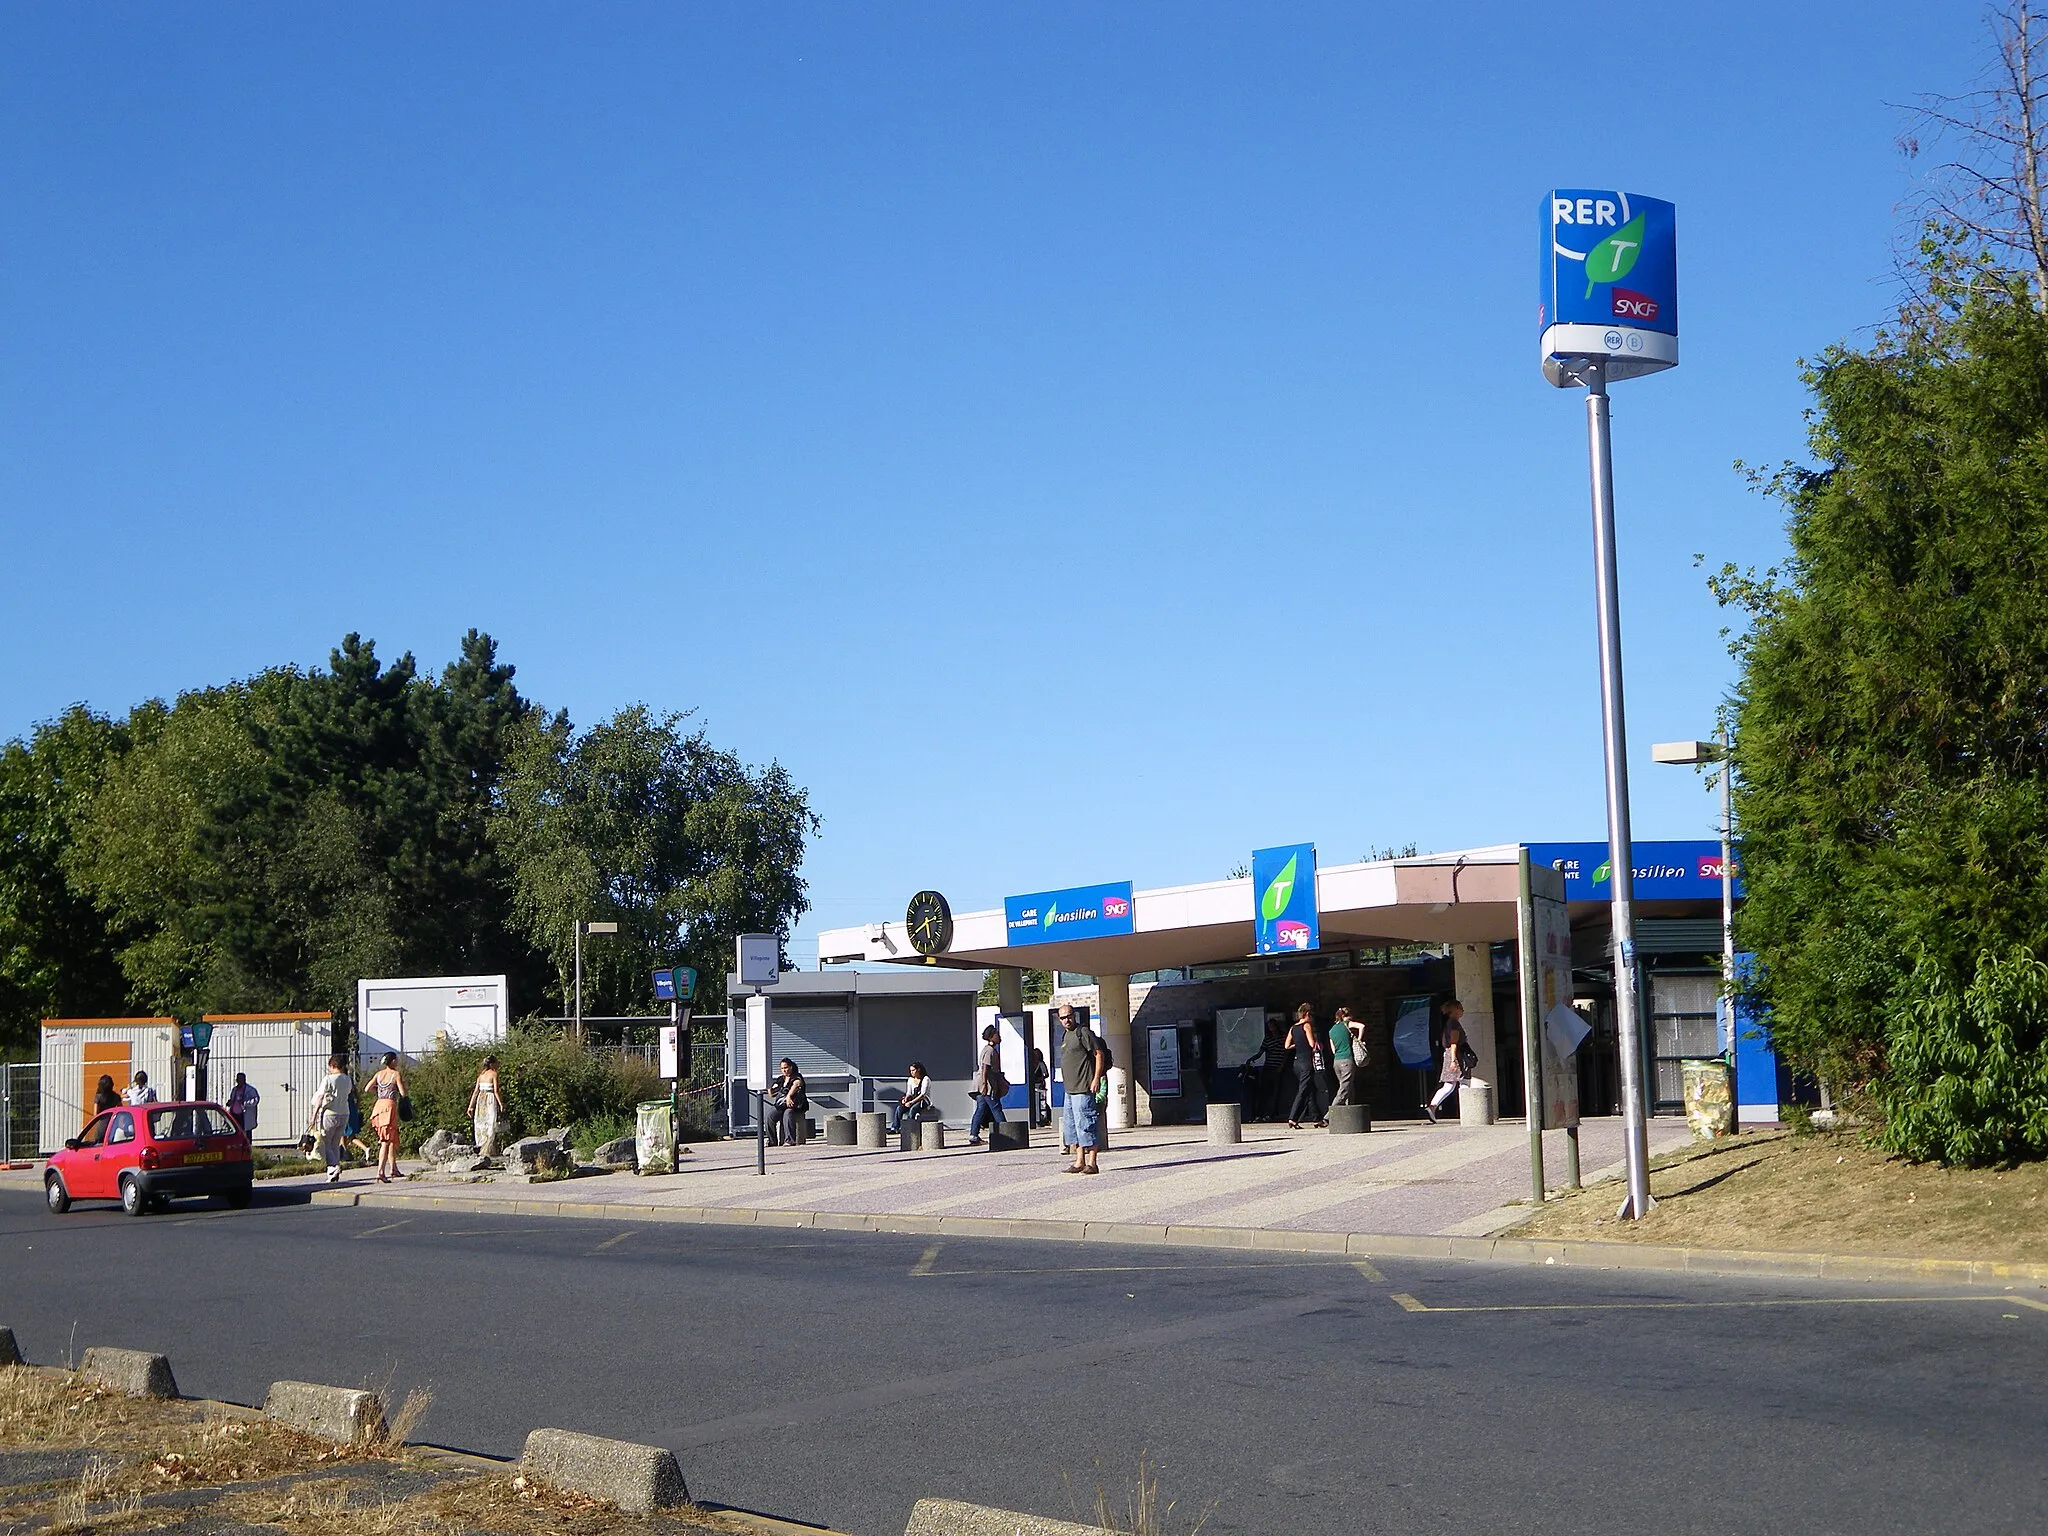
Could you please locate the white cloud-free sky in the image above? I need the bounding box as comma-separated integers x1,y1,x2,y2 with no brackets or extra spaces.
0,3,1980,964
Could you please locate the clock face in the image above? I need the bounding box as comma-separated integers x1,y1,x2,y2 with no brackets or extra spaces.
906,890,953,956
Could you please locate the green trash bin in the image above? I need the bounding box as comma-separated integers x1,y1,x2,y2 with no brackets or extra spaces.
635,1100,676,1174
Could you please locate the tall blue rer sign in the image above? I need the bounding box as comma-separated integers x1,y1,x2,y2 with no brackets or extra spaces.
1539,189,1677,386
1253,843,1318,955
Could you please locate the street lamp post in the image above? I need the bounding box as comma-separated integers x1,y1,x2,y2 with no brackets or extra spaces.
1652,732,1738,1132
573,920,620,1042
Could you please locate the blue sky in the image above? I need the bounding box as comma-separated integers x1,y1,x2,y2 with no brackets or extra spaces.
0,3,1980,966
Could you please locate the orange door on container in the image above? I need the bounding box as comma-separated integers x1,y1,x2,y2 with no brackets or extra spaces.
82,1043,130,1128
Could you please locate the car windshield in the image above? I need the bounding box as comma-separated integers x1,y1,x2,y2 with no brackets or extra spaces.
75,1113,110,1148
149,1108,200,1141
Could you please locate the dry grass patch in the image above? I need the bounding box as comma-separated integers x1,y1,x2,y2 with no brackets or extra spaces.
1512,1127,2048,1263
219,1469,769,1535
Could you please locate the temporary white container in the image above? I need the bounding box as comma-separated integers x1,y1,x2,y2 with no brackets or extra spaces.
201,1013,335,1146
39,1018,178,1154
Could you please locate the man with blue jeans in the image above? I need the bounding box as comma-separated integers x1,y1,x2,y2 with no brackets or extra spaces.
966,1025,1007,1146
1059,1006,1109,1175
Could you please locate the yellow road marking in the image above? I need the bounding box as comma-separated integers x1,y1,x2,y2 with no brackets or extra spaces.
1389,1292,2043,1315
352,1220,413,1239
2006,1295,2048,1313
911,1243,941,1276
915,1259,1358,1278
1353,1259,1387,1283
594,1230,636,1252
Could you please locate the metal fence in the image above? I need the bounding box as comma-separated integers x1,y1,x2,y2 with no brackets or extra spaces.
2,1063,40,1165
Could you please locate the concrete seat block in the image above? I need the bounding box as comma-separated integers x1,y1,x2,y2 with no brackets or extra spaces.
521,1427,689,1513
989,1122,1030,1150
1207,1102,1243,1144
263,1380,387,1444
1327,1104,1371,1134
81,1346,176,1399
917,1120,948,1151
856,1111,889,1148
824,1115,858,1146
905,1497,1109,1535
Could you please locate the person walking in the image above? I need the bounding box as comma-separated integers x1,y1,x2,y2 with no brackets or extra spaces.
467,1055,505,1156
122,1071,158,1106
366,1051,408,1183
91,1074,120,1117
308,1054,353,1183
966,1024,1008,1147
1286,1003,1329,1129
1327,1006,1364,1107
1059,1008,1109,1174
226,1073,260,1137
1424,1007,1477,1123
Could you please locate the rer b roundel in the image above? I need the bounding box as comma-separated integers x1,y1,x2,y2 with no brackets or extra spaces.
1539,189,1677,386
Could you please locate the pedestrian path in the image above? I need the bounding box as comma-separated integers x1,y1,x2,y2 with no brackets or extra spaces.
308,1115,1695,1240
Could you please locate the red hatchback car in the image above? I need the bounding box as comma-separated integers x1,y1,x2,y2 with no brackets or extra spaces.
46,1101,255,1216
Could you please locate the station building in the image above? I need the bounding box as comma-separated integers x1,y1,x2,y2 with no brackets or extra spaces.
803,840,1778,1133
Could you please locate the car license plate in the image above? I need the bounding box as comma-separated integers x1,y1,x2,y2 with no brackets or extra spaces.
184,1151,222,1164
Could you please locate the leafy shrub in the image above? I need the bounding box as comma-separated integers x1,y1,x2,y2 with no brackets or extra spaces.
571,1111,636,1152
1877,948,2048,1167
399,1026,662,1152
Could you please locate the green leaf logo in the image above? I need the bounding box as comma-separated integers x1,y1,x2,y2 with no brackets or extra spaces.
1042,902,1058,930
1591,860,1612,884
1260,853,1299,923
1583,212,1646,297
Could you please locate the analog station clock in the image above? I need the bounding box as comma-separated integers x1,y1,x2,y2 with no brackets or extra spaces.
906,890,953,957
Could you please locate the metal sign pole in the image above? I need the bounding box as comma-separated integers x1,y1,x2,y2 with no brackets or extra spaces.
753,986,767,1176
1583,359,1653,1220
1720,722,1740,1134
1516,847,1545,1208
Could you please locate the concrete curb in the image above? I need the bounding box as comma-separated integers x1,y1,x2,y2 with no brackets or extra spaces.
904,1497,1107,1535
264,1379,387,1444
308,1186,2048,1288
81,1345,177,1398
520,1427,689,1512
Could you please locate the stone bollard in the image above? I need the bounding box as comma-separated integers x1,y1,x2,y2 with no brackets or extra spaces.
264,1381,387,1445
856,1111,888,1149
1459,1079,1497,1127
989,1122,1030,1151
824,1115,858,1146
1326,1104,1371,1134
917,1119,948,1152
520,1428,689,1513
82,1347,176,1399
1207,1102,1242,1144
0,1327,20,1367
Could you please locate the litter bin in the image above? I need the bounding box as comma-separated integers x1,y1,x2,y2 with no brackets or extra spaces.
1683,1059,1733,1139
634,1101,675,1174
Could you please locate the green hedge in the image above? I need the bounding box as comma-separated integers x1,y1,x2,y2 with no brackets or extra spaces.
1878,948,2048,1167
398,1027,664,1154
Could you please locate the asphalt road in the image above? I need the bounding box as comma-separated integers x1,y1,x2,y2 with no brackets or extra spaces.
2,1184,2044,1536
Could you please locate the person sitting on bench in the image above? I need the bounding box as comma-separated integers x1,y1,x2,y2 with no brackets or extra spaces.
767,1058,808,1145
888,1062,937,1134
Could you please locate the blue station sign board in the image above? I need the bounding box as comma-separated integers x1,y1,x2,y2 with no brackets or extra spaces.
653,966,698,1002
1539,189,1677,385
1527,840,1741,902
1005,880,1135,947
1252,843,1319,955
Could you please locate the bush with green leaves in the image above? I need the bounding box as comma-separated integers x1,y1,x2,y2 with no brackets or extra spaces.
398,1026,663,1153
1877,948,2048,1167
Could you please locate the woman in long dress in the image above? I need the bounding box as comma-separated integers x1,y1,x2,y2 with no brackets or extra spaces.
366,1052,408,1183
467,1055,505,1156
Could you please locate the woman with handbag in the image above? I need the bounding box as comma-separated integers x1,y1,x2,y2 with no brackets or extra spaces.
1286,1002,1329,1130
1424,1005,1478,1123
366,1051,409,1182
308,1054,354,1183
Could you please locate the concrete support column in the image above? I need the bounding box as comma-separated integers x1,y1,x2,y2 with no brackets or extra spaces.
1096,974,1135,1129
1453,943,1499,1111
995,967,1025,1017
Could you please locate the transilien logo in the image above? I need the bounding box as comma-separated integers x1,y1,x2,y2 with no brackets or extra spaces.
1260,853,1299,923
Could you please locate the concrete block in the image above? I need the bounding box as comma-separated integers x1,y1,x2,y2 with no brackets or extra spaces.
520,1428,689,1513
824,1115,858,1146
856,1111,888,1148
263,1380,387,1444
1206,1102,1242,1143
1326,1104,1371,1134
917,1120,948,1151
81,1346,177,1399
1458,1079,1496,1127
0,1328,19,1367
989,1122,1030,1150
904,1497,1110,1535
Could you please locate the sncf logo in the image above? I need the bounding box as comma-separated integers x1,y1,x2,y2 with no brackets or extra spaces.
1102,896,1131,919
1612,288,1660,321
1276,920,1312,951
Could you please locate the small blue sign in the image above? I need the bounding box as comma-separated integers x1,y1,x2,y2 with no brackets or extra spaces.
1539,189,1677,384
653,970,675,1000
1004,881,1135,947
1527,840,1742,902
652,967,698,1002
1252,843,1318,955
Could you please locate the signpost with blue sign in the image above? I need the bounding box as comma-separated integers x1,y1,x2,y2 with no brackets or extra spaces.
1004,881,1135,947
1537,186,1680,1222
1252,843,1318,956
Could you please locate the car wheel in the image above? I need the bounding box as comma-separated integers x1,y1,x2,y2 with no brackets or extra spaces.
119,1174,148,1217
223,1187,253,1210
44,1174,71,1214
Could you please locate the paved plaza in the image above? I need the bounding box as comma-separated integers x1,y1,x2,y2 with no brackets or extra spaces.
302,1114,1696,1239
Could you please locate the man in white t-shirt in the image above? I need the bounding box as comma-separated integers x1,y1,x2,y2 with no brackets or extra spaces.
122,1071,159,1106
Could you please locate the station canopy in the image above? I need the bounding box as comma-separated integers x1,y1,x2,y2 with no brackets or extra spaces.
819,846,1535,976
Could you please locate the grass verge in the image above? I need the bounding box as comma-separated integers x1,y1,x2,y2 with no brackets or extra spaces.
1509,1126,2048,1264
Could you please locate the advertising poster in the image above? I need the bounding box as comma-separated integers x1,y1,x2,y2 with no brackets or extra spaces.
1004,881,1135,946
1148,1026,1182,1097
1252,843,1319,955
1531,891,1582,1129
